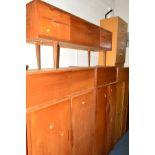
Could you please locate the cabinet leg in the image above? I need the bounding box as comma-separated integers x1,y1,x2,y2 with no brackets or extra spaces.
88,49,91,67
35,44,41,69
53,41,60,69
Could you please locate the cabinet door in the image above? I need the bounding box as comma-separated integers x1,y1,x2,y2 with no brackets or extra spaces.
114,82,125,142
96,87,107,155
121,81,129,134
106,84,116,153
71,91,95,155
27,99,71,155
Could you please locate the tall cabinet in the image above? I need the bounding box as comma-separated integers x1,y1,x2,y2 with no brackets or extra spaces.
99,17,128,67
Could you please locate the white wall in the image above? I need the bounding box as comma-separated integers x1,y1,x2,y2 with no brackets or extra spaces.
26,0,122,69
114,0,129,67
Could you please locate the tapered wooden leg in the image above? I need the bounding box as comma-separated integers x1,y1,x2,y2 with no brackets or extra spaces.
88,49,91,67
53,41,60,69
35,44,41,69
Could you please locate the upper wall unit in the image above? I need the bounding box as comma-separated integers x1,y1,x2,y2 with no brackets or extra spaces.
26,0,112,51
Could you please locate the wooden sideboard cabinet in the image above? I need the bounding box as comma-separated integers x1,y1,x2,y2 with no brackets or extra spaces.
26,66,129,155
26,0,112,52
114,67,129,143
99,17,128,66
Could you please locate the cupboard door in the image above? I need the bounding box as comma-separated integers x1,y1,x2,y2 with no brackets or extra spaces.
27,99,71,155
114,82,125,142
106,84,116,153
71,91,95,155
121,81,129,134
96,87,107,155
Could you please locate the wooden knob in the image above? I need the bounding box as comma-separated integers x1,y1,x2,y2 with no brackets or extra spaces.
46,28,50,33
119,53,123,56
82,101,85,105
61,133,64,137
104,94,107,98
49,124,53,130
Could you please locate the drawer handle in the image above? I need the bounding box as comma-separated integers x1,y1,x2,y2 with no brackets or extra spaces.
119,53,123,56
110,88,113,92
82,101,85,105
60,133,64,137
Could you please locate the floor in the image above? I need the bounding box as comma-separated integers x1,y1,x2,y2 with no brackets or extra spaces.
109,131,129,155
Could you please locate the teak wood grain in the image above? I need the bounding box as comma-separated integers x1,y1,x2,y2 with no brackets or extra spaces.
71,91,95,155
26,0,112,51
96,67,117,86
96,86,107,155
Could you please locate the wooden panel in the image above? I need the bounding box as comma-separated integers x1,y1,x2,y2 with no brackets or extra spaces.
117,67,129,82
71,16,100,47
96,67,116,86
27,99,71,155
114,82,125,143
26,71,71,108
121,81,129,135
106,84,116,153
70,69,95,93
96,87,107,155
37,1,70,41
71,91,95,155
100,28,112,51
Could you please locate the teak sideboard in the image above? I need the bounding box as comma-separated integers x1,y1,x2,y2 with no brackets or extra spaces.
26,67,129,155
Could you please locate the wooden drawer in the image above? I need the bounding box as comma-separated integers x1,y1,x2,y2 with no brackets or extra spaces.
116,49,126,65
118,18,127,33
26,71,71,108
27,99,71,155
37,1,70,40
71,91,95,155
70,69,95,93
100,28,112,51
96,67,117,86
71,16,99,47
117,68,129,82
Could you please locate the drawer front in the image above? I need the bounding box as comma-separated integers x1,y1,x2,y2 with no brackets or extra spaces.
96,67,117,86
26,72,71,108
100,28,112,51
117,68,129,82
39,18,70,40
116,49,126,65
118,18,127,34
71,16,99,47
37,1,70,40
70,69,95,93
27,99,71,155
71,91,95,155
